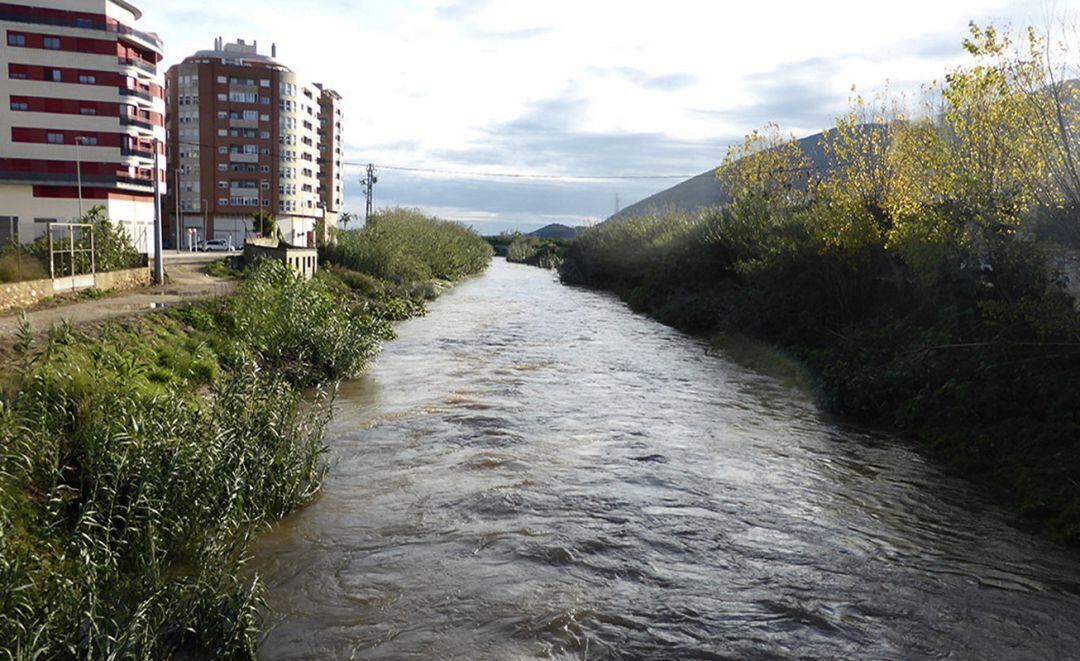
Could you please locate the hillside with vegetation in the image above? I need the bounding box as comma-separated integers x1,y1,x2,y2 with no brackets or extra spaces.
561,24,1080,544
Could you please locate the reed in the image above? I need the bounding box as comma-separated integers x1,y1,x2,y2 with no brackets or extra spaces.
0,259,393,658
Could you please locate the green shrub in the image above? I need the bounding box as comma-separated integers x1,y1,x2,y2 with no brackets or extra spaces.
321,207,491,283
0,245,49,283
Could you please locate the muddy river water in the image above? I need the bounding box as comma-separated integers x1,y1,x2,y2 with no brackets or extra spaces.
251,259,1080,659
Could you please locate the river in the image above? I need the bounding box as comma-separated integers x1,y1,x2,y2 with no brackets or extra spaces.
251,259,1080,659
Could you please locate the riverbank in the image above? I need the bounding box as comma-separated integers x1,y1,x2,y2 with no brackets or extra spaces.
0,211,492,658
251,260,1080,659
560,207,1080,546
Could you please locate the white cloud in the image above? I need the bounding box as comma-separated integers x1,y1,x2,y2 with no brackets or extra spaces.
140,0,1056,228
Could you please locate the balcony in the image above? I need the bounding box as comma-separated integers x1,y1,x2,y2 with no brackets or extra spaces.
0,169,151,190
115,173,154,190
119,87,154,103
120,115,154,131
121,146,154,160
0,10,163,52
118,56,156,76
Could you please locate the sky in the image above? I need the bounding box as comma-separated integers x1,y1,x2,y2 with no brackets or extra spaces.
140,0,1057,234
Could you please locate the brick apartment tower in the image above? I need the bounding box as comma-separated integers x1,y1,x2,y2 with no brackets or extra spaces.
0,0,165,253
165,38,343,249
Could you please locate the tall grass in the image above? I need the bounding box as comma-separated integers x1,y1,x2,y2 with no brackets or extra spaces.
321,207,491,284
0,259,392,657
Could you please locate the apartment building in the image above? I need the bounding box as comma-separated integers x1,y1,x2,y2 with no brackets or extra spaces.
165,38,344,248
315,83,343,239
0,0,165,253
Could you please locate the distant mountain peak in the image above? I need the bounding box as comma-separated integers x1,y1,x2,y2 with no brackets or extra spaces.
528,223,584,239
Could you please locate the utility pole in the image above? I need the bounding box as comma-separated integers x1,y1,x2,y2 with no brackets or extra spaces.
152,137,164,284
361,163,377,223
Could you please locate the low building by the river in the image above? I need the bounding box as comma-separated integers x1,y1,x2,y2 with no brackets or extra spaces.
243,237,317,280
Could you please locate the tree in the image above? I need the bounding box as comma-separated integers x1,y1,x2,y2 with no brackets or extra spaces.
250,211,278,239
339,211,354,230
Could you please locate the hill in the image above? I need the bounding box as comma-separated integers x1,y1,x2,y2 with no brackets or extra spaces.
529,223,583,239
607,130,837,223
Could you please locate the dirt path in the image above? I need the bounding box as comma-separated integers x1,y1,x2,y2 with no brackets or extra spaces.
0,254,237,340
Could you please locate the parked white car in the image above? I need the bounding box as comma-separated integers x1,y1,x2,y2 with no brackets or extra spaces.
199,239,233,252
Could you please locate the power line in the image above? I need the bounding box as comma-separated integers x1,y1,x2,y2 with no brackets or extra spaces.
345,162,702,180
172,138,707,181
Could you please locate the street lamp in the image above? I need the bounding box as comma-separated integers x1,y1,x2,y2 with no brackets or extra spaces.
74,136,88,219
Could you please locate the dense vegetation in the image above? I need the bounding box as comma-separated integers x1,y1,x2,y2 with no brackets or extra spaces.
561,24,1080,544
486,233,570,269
0,206,142,284
0,209,492,657
322,207,492,285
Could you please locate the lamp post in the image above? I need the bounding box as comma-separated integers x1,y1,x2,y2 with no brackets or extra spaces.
201,198,208,250
74,136,87,219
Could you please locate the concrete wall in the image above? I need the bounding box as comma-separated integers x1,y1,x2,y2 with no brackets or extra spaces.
243,241,318,280
0,266,152,312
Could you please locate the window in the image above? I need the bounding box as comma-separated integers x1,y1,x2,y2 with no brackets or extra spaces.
259,165,270,173
9,70,26,79
0,216,18,245
7,33,25,47
50,69,61,82
259,79,270,87
78,74,96,84
43,36,61,50
80,106,97,115
217,164,228,172
218,198,228,205
47,133,64,144
217,76,227,83
217,146,227,154
10,101,28,111
79,136,98,146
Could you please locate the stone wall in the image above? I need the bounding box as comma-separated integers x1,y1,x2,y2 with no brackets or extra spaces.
0,266,152,313
0,277,54,312
96,267,152,292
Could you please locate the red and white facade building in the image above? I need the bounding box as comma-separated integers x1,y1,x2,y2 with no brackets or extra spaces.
0,0,164,254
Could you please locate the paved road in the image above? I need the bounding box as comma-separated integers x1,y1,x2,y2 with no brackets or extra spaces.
0,258,237,340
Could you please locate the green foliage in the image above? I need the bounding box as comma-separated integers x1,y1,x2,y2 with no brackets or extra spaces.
0,244,48,283
321,207,491,283
251,211,278,239
0,254,414,657
22,206,141,276
206,258,244,279
226,260,393,384
504,233,567,269
561,29,1080,542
